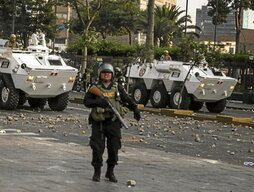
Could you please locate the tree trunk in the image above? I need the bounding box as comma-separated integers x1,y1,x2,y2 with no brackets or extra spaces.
81,46,88,74
146,0,155,63
22,32,29,48
128,30,132,46
235,29,241,53
235,6,243,54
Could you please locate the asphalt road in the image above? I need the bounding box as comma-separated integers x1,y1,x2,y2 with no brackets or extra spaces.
0,102,253,192
1,102,253,167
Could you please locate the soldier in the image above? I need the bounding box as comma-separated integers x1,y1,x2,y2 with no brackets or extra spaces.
4,34,19,49
84,63,141,182
82,68,91,91
114,67,126,88
160,50,172,61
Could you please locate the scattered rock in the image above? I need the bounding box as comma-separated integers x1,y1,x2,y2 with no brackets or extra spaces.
248,149,254,153
195,134,201,142
211,144,216,148
127,180,136,186
170,130,176,135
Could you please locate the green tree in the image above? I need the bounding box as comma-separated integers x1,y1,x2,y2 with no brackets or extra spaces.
92,1,116,39
156,5,200,47
0,0,56,48
138,5,199,47
207,0,254,53
110,0,140,45
66,0,105,73
93,0,140,45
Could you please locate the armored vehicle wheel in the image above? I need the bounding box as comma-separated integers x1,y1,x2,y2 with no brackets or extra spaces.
189,100,204,111
0,80,20,110
169,87,190,109
150,84,168,108
206,99,226,113
28,98,47,109
131,83,149,106
48,92,69,111
19,93,27,106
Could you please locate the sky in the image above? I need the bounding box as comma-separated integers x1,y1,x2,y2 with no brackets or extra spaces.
176,0,208,23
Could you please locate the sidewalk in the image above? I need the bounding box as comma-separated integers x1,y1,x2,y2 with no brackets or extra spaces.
227,100,254,110
0,136,253,192
70,91,254,111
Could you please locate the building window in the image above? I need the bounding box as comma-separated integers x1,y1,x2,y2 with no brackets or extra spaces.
55,38,66,44
56,13,68,20
229,47,234,53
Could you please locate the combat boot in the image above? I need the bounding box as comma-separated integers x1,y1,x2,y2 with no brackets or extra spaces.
105,165,118,183
92,167,101,182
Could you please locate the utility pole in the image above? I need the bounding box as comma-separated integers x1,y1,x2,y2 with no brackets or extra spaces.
184,0,188,34
12,0,16,34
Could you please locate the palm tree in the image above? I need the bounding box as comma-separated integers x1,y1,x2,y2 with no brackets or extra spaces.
156,5,200,47
138,5,200,47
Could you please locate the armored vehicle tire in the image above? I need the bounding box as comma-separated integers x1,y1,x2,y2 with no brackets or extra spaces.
28,98,47,109
0,80,20,110
169,87,190,110
189,100,204,111
48,92,69,111
206,99,226,113
150,84,168,108
131,83,149,106
19,93,27,106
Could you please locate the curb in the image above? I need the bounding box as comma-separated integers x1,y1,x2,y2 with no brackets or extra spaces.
69,97,83,104
69,96,254,128
137,105,254,128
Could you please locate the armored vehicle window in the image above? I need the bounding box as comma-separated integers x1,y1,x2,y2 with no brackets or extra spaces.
172,72,180,78
48,59,62,66
1,60,9,68
211,68,223,76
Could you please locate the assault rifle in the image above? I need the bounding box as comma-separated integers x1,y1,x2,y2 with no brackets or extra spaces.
88,85,128,129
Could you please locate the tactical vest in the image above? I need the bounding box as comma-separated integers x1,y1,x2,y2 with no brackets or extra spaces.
91,82,129,122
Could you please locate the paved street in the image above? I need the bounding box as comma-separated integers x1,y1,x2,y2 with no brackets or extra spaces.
0,136,253,192
0,100,253,192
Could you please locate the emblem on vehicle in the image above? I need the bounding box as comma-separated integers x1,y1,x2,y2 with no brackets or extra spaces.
139,66,147,77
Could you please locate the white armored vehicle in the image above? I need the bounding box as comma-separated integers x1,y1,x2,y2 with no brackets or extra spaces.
127,60,237,113
0,33,77,111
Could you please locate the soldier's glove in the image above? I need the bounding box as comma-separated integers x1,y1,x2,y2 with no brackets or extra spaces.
133,108,141,121
96,97,109,108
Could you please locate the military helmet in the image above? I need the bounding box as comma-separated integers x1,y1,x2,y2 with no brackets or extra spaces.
164,50,169,54
10,34,16,41
115,67,122,78
10,34,16,38
115,67,122,73
98,63,114,78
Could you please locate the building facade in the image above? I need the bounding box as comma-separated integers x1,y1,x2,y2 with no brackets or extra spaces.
195,5,236,53
54,5,72,51
139,0,176,10
195,6,254,53
196,6,236,37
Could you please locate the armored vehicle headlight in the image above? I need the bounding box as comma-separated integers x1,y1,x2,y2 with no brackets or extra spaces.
27,76,34,81
199,83,205,88
68,77,75,82
229,85,235,90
